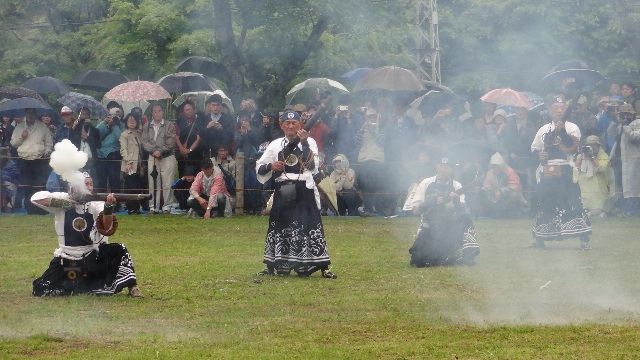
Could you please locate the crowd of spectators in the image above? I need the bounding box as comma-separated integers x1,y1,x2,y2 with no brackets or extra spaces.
1,80,640,219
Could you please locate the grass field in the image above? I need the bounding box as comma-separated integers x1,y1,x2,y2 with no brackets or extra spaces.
1,213,639,359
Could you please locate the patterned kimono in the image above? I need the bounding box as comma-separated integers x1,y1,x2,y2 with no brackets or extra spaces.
256,137,332,275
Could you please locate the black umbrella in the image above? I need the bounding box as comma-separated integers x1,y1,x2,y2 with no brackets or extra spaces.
156,72,221,93
173,56,232,85
0,86,44,101
0,97,56,118
541,60,605,89
150,158,159,211
68,70,130,92
21,76,72,95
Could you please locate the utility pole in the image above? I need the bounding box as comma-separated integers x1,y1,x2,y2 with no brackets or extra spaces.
415,0,441,84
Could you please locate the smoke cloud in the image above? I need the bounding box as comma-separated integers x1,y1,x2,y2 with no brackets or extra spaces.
48,139,89,194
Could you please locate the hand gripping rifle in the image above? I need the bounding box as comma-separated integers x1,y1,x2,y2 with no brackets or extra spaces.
273,95,333,178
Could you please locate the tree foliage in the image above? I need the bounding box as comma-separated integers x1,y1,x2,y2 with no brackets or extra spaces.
2,0,640,108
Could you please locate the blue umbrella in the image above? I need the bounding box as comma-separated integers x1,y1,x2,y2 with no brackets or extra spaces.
496,92,544,117
0,97,55,118
340,68,373,82
58,92,108,118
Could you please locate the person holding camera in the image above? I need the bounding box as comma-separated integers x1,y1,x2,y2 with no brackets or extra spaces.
575,135,610,217
530,97,592,249
328,94,363,165
95,107,125,194
596,95,624,154
607,103,640,217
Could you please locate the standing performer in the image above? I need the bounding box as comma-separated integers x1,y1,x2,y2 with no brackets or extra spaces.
31,172,143,297
255,111,336,278
530,97,592,249
408,158,480,267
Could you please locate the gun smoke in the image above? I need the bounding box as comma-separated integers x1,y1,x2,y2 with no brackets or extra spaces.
48,139,89,194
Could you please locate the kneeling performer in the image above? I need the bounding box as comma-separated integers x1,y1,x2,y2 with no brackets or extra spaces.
31,172,143,297
409,158,480,267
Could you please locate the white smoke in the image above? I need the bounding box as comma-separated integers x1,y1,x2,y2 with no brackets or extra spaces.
49,139,89,194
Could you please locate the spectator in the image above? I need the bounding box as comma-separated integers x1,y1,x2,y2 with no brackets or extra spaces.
235,110,269,214
608,103,640,217
119,113,144,214
188,158,232,219
329,94,364,164
41,114,57,138
355,108,386,216
202,94,234,158
329,154,362,216
10,108,53,214
304,105,331,154
569,95,597,137
530,97,592,249
0,147,20,212
575,135,610,217
95,107,124,193
480,152,527,218
502,106,538,201
1,116,14,148
172,165,196,211
596,95,623,154
141,104,177,215
175,100,205,177
213,143,237,200
620,81,640,115
54,106,76,144
75,108,100,179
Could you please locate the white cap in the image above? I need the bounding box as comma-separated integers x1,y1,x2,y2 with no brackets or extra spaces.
61,106,73,114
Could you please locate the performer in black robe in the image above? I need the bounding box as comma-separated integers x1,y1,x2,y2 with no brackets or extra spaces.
255,111,336,278
31,173,143,297
408,158,480,267
530,97,592,249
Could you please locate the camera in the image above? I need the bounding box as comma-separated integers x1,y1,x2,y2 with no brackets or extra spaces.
338,106,349,112
360,107,368,112
581,145,592,154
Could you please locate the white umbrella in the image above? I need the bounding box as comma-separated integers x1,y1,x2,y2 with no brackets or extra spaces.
285,78,349,105
173,90,234,114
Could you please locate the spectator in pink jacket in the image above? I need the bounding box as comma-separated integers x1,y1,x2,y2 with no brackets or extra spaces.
187,158,233,219
480,152,527,218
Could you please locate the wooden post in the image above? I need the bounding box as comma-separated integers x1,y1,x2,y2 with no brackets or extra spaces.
235,152,244,215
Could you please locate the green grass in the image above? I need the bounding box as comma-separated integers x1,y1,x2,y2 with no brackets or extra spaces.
1,213,640,359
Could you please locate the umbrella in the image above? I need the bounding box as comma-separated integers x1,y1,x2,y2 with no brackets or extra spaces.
408,90,471,125
285,78,349,105
156,72,221,93
541,60,605,89
340,68,373,83
0,86,45,101
352,66,425,92
317,176,339,216
0,97,56,118
480,88,532,109
58,92,109,118
497,92,545,117
173,56,232,85
150,158,159,211
173,90,234,113
21,76,72,95
68,70,130,92
104,81,171,102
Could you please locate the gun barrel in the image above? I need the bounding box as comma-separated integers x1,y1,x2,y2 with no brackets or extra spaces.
87,193,152,202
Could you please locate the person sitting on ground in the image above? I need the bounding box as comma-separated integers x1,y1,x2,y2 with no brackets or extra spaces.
408,158,480,267
0,147,20,212
30,172,143,297
480,152,527,218
575,135,610,217
329,154,362,216
187,158,233,219
172,165,196,211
